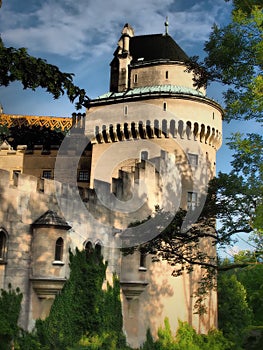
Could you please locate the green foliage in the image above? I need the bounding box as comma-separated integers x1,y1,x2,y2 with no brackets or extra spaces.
142,329,155,350
218,273,253,348
236,265,263,325
101,274,126,348
67,332,131,350
0,37,89,109
34,248,127,350
221,252,263,325
0,125,66,150
35,248,107,349
211,133,263,258
0,284,23,350
141,318,232,350
14,329,45,350
243,325,263,350
187,0,263,122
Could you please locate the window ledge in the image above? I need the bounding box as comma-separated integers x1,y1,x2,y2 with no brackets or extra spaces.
138,267,147,272
52,260,64,266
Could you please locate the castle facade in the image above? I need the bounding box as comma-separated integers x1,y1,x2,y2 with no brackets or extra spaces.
0,24,223,348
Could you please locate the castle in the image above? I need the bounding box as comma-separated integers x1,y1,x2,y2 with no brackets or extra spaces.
0,24,223,348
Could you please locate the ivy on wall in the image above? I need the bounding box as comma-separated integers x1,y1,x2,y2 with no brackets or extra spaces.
0,284,23,350
35,247,126,350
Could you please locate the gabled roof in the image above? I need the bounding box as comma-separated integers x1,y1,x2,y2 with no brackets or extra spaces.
33,210,71,230
129,34,188,63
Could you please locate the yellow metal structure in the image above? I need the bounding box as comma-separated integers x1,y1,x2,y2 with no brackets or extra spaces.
0,113,72,131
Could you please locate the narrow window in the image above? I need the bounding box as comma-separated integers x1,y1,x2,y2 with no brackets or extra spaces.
13,170,21,179
94,243,102,263
42,170,52,179
188,154,198,167
163,102,167,111
134,74,138,84
124,105,128,116
0,230,7,261
139,251,147,269
165,71,169,79
85,241,93,258
95,243,102,258
187,192,198,211
78,170,89,182
55,237,64,261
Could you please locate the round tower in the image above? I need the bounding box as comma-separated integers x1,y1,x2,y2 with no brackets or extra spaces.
84,24,223,348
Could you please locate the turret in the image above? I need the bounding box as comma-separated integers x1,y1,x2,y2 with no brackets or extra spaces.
110,23,134,92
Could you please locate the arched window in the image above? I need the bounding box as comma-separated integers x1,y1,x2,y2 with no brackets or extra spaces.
0,229,7,261
85,241,93,258
55,237,64,261
95,243,102,258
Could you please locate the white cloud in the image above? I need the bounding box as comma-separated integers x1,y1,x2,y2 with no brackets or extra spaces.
0,0,231,60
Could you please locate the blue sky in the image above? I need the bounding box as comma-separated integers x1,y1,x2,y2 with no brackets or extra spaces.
0,0,233,116
0,0,256,253
0,0,236,167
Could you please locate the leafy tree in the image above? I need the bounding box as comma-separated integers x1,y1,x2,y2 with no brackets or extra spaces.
187,0,263,122
218,253,263,349
0,284,23,350
0,37,89,109
223,251,263,325
0,0,89,109
212,132,263,253
218,272,253,349
186,0,263,260
136,1,263,300
141,318,232,350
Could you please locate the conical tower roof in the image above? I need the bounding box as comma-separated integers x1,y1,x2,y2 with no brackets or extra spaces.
33,210,71,229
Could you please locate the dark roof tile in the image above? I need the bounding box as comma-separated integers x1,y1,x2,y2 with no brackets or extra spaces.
129,34,188,63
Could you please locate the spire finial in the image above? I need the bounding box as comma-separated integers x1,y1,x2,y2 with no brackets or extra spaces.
165,16,169,35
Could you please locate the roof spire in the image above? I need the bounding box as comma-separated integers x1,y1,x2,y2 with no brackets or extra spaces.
164,16,169,35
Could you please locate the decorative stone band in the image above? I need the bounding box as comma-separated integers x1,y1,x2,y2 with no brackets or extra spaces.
91,119,222,150
120,281,149,300
30,277,66,299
